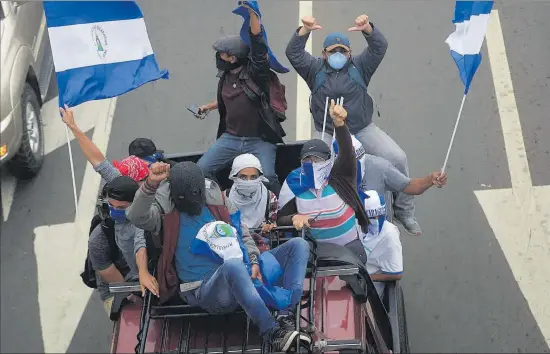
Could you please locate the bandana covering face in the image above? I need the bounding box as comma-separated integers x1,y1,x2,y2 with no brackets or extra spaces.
300,159,333,190
229,154,269,229
169,162,206,215
113,156,149,182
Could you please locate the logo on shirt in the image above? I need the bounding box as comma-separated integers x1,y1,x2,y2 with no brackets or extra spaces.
91,25,108,59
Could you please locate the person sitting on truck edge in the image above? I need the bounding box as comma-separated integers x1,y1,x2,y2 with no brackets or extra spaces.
285,14,421,236
60,105,166,183
89,176,159,315
360,189,403,298
196,4,284,195
332,136,448,234
226,153,278,252
126,161,312,352
277,100,371,263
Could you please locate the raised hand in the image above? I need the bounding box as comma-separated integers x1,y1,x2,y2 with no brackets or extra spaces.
348,14,372,34
301,16,323,32
60,104,76,129
147,162,170,186
329,99,347,127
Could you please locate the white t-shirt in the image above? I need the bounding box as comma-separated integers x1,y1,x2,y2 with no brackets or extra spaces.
361,221,403,296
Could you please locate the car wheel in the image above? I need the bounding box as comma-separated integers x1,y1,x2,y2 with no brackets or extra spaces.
7,83,44,179
397,286,410,353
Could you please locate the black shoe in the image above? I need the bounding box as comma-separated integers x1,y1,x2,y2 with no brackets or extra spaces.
278,315,312,345
269,327,299,352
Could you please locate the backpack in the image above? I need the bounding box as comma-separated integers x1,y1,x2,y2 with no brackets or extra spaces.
311,61,380,117
80,214,118,289
243,70,288,122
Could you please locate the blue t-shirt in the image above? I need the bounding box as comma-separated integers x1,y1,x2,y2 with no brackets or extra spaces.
175,207,220,283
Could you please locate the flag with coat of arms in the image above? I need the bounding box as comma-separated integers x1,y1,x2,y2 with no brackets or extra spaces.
44,1,169,107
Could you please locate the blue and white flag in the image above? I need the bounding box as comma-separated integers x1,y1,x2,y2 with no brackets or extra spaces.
233,1,289,74
44,1,169,107
445,1,493,94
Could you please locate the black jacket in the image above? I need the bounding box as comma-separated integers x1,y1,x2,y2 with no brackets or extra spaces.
216,30,285,144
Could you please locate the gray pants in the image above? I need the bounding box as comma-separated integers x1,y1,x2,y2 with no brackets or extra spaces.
317,123,415,219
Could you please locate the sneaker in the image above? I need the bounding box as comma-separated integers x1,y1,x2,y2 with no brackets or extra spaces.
278,315,312,344
394,216,423,236
269,327,299,352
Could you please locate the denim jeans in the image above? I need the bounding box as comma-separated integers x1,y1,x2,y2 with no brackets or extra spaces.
317,123,415,220
197,133,280,193
184,238,310,336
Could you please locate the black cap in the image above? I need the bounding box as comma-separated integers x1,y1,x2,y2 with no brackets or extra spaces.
128,138,162,158
300,139,331,161
106,176,139,202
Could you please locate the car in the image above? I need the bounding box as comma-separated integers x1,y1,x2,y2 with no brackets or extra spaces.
107,141,410,354
1,1,53,179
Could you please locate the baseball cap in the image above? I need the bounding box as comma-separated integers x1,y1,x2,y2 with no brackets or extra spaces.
323,32,351,51
128,138,162,159
300,139,331,161
212,35,250,59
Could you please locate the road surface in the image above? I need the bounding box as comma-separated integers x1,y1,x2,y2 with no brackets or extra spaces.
1,1,549,353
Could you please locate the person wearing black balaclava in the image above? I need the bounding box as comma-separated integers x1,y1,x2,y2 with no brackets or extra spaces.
88,176,158,315
194,3,283,195
126,161,312,352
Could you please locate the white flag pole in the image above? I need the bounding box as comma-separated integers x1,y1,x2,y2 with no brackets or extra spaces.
65,125,79,218
320,96,329,141
441,94,467,173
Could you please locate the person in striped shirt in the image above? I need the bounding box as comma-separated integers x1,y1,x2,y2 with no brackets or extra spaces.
277,100,369,259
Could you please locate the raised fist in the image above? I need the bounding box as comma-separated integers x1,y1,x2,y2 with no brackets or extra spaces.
329,99,347,127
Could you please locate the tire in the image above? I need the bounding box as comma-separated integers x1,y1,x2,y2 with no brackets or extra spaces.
397,286,410,353
7,83,44,179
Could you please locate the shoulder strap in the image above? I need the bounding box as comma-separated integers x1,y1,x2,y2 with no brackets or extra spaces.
312,66,328,94
264,189,271,221
101,219,119,262
348,63,368,91
207,204,231,224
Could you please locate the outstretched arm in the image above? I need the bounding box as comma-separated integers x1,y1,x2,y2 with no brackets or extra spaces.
286,16,323,84
348,14,388,86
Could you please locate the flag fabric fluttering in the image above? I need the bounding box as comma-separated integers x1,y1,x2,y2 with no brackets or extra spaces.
44,1,169,107
232,1,289,74
445,1,494,94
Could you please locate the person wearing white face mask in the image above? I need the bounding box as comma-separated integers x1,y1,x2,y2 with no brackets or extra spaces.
360,190,403,298
227,154,278,252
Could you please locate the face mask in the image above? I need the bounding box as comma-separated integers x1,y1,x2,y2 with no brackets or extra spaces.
234,179,262,199
142,152,163,164
216,52,243,72
300,159,333,190
327,52,348,70
109,206,127,223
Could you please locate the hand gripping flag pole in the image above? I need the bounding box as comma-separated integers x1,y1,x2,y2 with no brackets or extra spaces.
441,1,494,173
44,1,169,217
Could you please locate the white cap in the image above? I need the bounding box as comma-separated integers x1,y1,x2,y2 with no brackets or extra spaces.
230,154,265,179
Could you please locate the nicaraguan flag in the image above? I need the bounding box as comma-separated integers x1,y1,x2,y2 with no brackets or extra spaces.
445,1,493,94
44,1,169,107
233,1,289,74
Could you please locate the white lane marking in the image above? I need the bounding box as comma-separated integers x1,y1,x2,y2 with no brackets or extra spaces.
475,9,550,346
1,171,16,222
34,98,118,353
295,1,313,141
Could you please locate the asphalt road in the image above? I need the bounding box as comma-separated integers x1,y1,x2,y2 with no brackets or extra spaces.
1,1,549,353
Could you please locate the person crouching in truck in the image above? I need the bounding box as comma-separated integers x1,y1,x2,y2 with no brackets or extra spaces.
126,160,312,352
277,100,371,264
